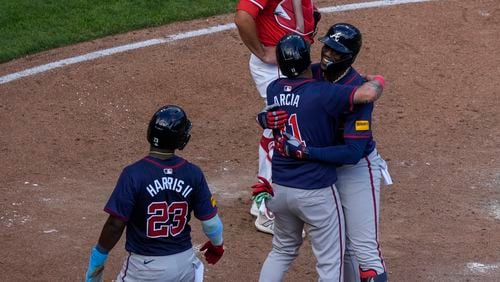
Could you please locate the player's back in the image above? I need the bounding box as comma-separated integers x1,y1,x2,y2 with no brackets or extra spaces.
105,155,216,256
266,77,355,189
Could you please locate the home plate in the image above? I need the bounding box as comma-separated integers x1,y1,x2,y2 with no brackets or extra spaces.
466,262,500,274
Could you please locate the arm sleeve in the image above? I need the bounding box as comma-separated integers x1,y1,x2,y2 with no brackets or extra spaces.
201,214,223,246
307,138,369,165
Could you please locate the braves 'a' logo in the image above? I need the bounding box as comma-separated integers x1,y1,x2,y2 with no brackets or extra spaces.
330,32,343,42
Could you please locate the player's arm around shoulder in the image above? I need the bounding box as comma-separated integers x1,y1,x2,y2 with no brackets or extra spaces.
353,75,385,104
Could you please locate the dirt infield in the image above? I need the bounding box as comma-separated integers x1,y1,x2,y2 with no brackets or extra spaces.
1,0,499,281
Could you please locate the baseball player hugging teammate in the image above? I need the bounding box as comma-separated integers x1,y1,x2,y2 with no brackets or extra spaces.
258,25,393,282
234,0,321,235
85,105,224,282
258,34,385,282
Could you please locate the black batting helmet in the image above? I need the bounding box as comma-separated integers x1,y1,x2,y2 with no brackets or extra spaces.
319,23,362,74
147,105,192,150
319,23,362,57
276,34,311,78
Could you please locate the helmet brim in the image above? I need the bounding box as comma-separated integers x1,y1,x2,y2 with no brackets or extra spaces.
319,36,352,54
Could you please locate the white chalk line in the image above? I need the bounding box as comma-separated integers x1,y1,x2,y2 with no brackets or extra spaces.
0,0,432,85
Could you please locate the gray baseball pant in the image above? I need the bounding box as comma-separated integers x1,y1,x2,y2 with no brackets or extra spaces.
259,183,345,282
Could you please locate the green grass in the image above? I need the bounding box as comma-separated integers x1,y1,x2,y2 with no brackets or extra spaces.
0,0,238,63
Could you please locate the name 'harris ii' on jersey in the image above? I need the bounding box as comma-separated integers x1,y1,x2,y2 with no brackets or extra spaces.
145,173,193,198
104,155,217,256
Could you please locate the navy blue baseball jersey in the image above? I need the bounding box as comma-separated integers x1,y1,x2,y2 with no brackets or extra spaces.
309,64,376,163
266,77,357,189
104,155,217,256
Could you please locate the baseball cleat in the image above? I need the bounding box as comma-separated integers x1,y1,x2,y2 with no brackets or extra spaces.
255,214,274,235
255,201,275,235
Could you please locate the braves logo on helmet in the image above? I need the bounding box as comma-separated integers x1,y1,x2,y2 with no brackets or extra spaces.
330,32,343,42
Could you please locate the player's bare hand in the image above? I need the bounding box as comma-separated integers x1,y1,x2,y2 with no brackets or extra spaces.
296,23,304,34
262,46,277,65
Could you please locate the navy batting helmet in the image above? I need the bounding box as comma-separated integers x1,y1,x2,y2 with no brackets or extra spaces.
276,34,311,78
147,105,192,150
319,23,362,57
319,23,362,73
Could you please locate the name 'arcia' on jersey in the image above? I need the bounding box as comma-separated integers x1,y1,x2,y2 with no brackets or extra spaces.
273,92,300,108
146,176,193,198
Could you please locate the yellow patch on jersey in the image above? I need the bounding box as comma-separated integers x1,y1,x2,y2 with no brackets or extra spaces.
355,120,370,131
210,196,217,207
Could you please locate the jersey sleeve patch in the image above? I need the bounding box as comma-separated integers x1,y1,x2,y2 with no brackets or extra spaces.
355,120,370,131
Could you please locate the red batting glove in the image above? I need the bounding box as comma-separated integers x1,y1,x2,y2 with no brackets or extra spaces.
256,104,289,130
251,176,274,197
200,241,224,265
256,110,288,129
265,110,288,129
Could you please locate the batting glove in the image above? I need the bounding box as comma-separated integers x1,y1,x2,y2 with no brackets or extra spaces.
200,240,224,265
256,103,288,130
85,245,108,282
251,176,274,197
276,132,309,159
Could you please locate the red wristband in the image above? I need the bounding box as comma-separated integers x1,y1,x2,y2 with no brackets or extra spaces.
373,75,385,88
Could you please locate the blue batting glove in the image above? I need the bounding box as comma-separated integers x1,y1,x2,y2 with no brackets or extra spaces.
85,245,108,282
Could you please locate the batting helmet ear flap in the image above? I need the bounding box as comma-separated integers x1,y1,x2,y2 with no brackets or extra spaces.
176,121,192,150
